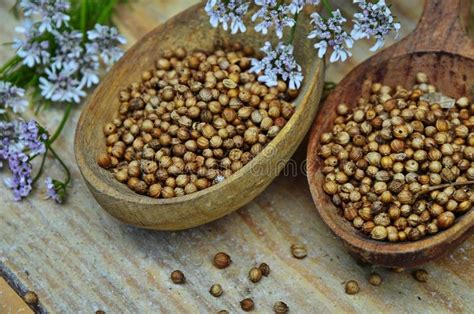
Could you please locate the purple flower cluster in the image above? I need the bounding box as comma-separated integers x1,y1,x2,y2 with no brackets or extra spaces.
45,177,64,203
0,81,28,114
0,119,47,201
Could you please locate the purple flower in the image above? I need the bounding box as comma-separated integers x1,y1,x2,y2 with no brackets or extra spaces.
0,119,47,201
3,152,33,201
44,177,64,203
19,0,71,33
351,0,400,51
250,41,303,90
205,0,250,34
86,24,127,66
308,10,354,62
0,81,28,114
252,0,295,39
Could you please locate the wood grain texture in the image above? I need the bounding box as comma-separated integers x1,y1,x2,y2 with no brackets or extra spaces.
75,2,324,230
0,0,473,312
0,277,33,314
307,0,474,268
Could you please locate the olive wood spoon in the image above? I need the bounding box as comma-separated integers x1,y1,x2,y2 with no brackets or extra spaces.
75,2,324,230
307,0,474,268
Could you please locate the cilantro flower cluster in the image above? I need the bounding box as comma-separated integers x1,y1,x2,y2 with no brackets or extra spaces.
204,0,400,88
13,0,126,104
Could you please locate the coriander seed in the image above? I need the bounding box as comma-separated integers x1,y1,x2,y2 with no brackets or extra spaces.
209,284,223,297
291,243,307,259
345,280,360,295
368,273,383,286
249,267,262,283
170,270,185,284
213,252,231,269
413,269,429,282
259,263,270,277
273,301,289,314
24,291,38,305
240,298,255,312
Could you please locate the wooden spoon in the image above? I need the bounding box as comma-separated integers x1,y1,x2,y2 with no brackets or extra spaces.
75,3,324,230
307,0,474,268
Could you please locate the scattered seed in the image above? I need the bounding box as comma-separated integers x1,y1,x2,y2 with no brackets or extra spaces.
291,243,307,259
413,269,429,282
23,291,38,305
345,280,360,295
273,301,289,313
170,270,185,284
240,298,255,312
213,252,232,269
209,284,223,297
368,273,383,286
249,267,262,283
259,262,271,277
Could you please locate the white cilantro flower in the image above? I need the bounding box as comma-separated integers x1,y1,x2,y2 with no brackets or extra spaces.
205,0,250,34
87,24,127,66
252,0,295,39
351,0,401,51
288,0,321,14
12,20,50,67
19,0,71,33
308,10,354,62
250,41,303,90
39,64,86,103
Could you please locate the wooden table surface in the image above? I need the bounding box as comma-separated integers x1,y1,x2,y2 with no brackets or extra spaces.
0,0,473,312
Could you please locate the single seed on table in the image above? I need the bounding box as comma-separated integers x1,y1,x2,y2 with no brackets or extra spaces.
209,284,223,297
23,291,38,305
273,301,289,313
291,243,307,259
345,280,360,295
368,273,383,286
240,298,255,311
413,269,429,282
259,262,271,276
249,267,263,283
170,270,185,284
96,311,106,314
213,252,231,269
218,311,229,314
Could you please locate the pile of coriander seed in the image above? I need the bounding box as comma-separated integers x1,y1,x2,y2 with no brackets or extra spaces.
319,72,474,242
97,42,297,198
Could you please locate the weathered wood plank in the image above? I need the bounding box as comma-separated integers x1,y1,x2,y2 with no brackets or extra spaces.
0,0,473,312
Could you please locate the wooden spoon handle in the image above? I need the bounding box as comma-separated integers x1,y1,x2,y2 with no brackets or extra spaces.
407,0,474,57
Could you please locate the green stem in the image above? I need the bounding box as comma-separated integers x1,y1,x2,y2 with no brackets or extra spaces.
80,0,88,39
288,12,299,44
48,102,73,145
32,148,48,185
322,0,333,16
49,146,71,185
0,56,21,76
